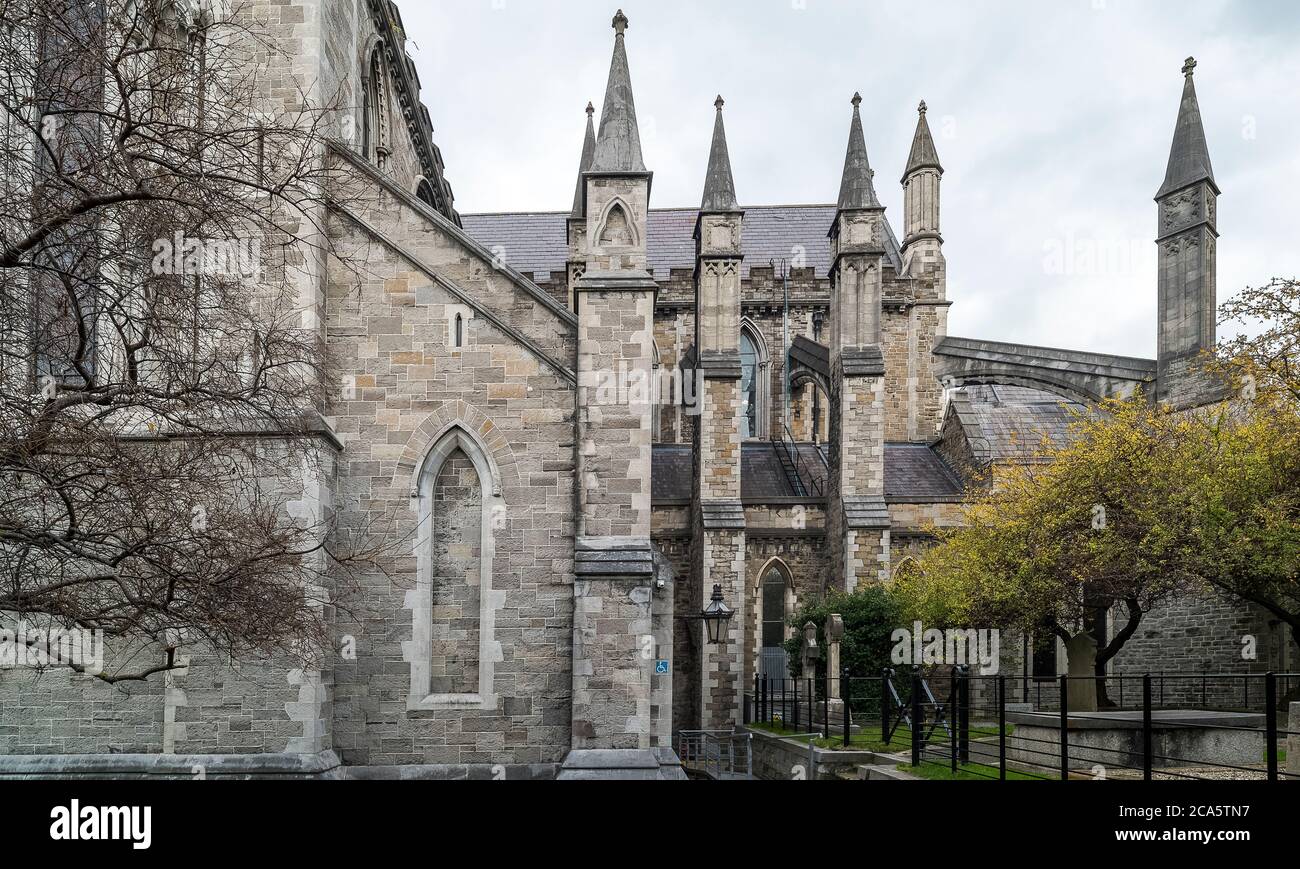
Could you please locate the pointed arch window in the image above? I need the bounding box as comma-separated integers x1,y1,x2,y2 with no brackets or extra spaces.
650,340,662,442
408,426,503,711
756,560,796,682
761,568,789,649
740,321,770,440
363,45,389,168
416,178,441,211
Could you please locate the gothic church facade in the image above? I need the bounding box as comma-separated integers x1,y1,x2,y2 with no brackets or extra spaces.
1,4,1288,779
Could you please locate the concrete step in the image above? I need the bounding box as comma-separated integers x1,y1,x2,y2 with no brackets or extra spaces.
857,763,921,781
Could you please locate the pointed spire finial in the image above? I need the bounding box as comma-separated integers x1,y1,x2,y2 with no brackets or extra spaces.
1156,56,1217,199
903,99,943,182
571,101,599,217
590,8,646,172
837,92,881,210
700,95,738,212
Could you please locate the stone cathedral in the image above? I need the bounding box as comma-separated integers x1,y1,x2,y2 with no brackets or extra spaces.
1,5,1290,779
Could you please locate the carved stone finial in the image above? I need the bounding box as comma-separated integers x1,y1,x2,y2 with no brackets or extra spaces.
586,101,595,116
851,91,862,108
918,100,927,115
1182,56,1197,77
714,94,725,111
612,9,628,35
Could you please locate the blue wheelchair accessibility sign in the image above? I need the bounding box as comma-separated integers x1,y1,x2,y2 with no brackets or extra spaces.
655,660,670,675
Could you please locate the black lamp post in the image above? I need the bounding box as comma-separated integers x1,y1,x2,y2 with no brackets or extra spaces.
700,584,734,645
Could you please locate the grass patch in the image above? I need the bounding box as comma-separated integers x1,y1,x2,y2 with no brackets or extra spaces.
900,761,1044,781
747,720,1013,754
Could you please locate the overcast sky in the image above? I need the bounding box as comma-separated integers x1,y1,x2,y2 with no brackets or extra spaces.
401,0,1299,358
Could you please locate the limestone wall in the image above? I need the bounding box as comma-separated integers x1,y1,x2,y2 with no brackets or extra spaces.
324,163,578,768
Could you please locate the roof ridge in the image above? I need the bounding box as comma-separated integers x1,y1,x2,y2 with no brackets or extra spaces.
463,203,841,218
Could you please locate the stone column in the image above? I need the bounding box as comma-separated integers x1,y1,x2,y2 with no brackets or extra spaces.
572,272,658,750
569,11,659,749
826,93,891,593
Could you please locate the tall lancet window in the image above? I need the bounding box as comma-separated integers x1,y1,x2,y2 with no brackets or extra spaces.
740,332,758,439
431,447,482,696
363,45,389,168
739,321,769,440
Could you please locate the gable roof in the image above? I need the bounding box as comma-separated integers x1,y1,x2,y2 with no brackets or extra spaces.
462,204,903,280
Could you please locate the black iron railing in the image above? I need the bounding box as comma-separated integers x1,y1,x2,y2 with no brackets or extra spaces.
742,667,1300,781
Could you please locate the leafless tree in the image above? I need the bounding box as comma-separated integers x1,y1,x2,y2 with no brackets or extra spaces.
0,0,361,682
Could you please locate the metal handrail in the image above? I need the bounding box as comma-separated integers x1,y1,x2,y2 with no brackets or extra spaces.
774,425,825,498
677,729,754,780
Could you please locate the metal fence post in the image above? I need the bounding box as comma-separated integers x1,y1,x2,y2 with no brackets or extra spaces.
998,674,1007,781
1265,671,1278,782
1142,673,1153,782
823,672,830,740
911,669,922,768
842,667,851,747
881,668,891,743
807,676,813,732
1059,673,1069,781
793,676,800,730
958,665,970,764
949,669,958,774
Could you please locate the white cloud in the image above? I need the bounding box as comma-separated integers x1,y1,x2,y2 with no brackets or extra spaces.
402,0,1300,358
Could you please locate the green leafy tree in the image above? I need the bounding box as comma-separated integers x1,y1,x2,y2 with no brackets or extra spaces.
895,395,1209,709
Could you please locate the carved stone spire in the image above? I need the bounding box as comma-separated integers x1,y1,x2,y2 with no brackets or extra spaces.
1157,57,1218,199
571,101,597,218
589,9,646,173
837,92,881,210
700,95,739,213
902,99,943,183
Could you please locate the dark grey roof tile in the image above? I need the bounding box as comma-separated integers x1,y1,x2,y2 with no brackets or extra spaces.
461,204,902,281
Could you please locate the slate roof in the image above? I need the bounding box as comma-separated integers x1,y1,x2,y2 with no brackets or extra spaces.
884,443,965,500
957,384,1089,463
651,442,962,503
461,205,903,280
